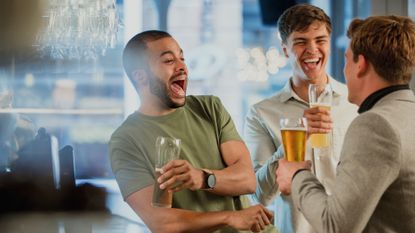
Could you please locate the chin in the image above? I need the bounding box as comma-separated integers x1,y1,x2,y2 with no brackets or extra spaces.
348,95,356,105
302,74,318,82
169,97,186,108
309,72,326,82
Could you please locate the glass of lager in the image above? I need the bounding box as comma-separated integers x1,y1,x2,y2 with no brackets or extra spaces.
151,136,181,208
280,117,307,162
308,83,333,148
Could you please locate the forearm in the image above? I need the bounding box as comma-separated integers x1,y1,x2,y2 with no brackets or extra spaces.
210,159,256,196
291,170,344,233
127,187,232,233
252,146,283,205
147,208,230,233
253,159,279,205
127,173,274,233
210,140,257,196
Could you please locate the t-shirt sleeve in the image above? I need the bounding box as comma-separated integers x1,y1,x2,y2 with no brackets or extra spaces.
109,134,154,200
211,96,242,143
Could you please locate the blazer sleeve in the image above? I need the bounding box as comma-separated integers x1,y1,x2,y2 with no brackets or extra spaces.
291,112,401,233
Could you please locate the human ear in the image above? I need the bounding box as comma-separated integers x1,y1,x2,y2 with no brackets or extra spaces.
131,69,148,87
356,54,368,78
282,44,289,58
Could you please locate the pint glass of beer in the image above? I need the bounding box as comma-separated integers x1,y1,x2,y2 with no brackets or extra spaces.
280,117,307,162
151,136,181,208
308,83,333,148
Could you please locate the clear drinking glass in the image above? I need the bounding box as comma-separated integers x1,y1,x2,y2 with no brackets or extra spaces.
280,117,307,162
308,83,333,148
151,136,181,208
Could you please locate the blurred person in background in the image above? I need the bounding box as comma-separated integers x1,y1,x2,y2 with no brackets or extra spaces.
276,15,415,233
0,88,36,172
109,30,277,233
244,4,357,233
0,0,42,172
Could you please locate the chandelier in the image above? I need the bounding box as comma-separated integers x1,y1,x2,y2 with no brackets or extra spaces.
36,0,119,60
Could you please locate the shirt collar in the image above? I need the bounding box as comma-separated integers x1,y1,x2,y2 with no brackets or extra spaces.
279,76,345,103
358,84,410,113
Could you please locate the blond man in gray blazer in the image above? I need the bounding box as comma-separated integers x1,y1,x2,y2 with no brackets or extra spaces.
276,15,415,233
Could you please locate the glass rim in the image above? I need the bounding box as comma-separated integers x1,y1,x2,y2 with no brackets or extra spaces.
280,117,307,129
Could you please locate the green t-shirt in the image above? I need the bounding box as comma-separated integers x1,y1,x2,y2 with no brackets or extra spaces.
110,95,278,233
110,96,237,221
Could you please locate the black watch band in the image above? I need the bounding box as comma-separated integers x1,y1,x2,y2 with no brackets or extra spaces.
201,168,216,190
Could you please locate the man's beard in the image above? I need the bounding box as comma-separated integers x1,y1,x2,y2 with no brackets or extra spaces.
148,74,185,109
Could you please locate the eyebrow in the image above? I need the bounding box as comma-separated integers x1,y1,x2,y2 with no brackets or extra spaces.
293,35,329,42
159,49,183,57
315,35,329,40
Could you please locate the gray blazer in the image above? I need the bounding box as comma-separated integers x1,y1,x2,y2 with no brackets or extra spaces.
291,89,415,233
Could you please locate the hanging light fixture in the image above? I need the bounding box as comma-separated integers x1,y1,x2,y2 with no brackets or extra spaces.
36,0,119,60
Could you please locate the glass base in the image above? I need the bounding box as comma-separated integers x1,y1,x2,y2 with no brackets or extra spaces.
151,203,172,208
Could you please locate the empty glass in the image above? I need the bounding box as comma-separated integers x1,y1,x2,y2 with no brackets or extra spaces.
151,136,181,208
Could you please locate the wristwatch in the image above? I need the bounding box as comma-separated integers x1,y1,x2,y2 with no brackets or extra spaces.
201,168,216,190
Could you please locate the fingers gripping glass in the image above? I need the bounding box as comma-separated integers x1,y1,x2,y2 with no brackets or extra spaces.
308,84,333,148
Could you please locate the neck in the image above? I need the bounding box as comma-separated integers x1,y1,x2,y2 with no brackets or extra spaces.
291,75,328,103
356,75,392,106
138,97,176,116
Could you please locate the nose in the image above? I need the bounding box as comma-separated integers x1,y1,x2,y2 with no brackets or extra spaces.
176,58,187,72
305,41,318,54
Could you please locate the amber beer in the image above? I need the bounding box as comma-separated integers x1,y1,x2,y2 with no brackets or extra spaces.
281,128,307,162
309,103,331,148
152,168,173,208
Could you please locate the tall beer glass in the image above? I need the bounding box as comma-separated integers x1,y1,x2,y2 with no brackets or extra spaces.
308,83,333,148
280,117,307,162
151,136,181,208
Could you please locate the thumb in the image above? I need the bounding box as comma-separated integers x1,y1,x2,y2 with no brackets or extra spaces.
303,160,312,170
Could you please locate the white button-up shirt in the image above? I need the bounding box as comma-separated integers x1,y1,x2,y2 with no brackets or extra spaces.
244,77,357,233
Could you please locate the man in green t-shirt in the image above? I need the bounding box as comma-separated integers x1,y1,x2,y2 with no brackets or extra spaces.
109,30,276,233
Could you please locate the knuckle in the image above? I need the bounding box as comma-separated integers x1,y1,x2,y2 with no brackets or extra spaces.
158,174,164,181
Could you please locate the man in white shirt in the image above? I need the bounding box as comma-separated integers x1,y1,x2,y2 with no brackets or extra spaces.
244,4,357,233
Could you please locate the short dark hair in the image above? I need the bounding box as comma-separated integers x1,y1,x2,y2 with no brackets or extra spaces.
122,30,172,81
277,4,332,44
347,16,415,84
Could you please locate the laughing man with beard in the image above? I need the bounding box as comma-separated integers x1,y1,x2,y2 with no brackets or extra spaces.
109,30,277,233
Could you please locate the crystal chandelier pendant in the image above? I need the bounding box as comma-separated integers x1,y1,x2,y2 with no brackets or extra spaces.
36,0,119,60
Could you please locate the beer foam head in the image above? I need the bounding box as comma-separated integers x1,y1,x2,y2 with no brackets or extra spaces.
309,102,331,108
281,127,307,131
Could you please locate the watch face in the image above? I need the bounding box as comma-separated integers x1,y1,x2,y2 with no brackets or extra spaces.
207,174,216,188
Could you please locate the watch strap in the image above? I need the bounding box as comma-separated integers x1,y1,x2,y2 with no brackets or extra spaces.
201,168,214,190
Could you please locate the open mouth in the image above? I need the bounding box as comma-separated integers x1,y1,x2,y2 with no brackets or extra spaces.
170,79,186,98
174,80,185,89
303,58,321,70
